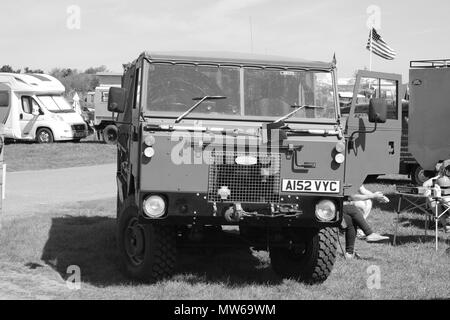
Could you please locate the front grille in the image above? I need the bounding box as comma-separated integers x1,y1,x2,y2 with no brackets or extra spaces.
207,151,281,203
71,124,86,131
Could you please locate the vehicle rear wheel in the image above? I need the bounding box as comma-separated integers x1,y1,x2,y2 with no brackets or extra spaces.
102,125,118,144
36,128,54,143
269,227,338,284
411,165,430,185
117,205,176,282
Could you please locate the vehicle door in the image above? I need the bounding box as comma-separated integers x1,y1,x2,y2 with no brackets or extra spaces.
116,65,141,206
0,84,11,124
19,96,42,137
342,70,402,195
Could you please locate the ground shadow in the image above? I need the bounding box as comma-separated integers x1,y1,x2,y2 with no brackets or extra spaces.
41,216,282,288
390,234,442,245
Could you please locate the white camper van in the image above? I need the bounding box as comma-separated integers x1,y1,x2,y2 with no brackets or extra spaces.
0,73,88,143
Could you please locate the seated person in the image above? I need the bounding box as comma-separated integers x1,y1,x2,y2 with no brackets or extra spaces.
423,160,450,232
342,185,390,259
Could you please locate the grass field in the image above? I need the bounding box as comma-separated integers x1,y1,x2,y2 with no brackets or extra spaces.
0,178,449,300
4,140,116,172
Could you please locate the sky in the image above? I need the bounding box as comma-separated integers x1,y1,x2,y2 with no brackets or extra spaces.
1,0,449,80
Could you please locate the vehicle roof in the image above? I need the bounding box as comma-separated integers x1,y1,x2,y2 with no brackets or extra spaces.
141,51,335,71
0,73,65,94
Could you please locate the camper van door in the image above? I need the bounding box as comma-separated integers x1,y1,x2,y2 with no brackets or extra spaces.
0,84,11,123
19,96,40,136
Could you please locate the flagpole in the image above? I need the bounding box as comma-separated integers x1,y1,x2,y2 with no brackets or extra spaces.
369,28,373,71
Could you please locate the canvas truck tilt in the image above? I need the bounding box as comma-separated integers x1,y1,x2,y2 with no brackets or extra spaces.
108,52,393,284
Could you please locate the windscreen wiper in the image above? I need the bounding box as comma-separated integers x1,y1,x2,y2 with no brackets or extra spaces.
175,96,226,123
273,105,325,124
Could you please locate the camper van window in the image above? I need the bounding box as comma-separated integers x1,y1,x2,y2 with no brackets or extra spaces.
21,96,32,114
37,96,75,113
0,92,9,107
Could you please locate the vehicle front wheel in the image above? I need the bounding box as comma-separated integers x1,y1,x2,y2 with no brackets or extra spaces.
102,125,118,145
117,206,176,282
36,128,54,143
269,227,338,284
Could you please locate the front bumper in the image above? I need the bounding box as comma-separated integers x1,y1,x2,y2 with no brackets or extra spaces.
137,191,343,227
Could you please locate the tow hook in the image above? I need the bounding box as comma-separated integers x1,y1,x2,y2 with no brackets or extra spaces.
224,203,245,223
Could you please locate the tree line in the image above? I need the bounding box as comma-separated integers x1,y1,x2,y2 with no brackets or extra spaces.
0,64,110,99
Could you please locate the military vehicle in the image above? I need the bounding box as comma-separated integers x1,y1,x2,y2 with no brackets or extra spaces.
108,52,401,283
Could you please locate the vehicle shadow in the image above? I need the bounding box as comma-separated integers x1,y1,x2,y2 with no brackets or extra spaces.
389,234,440,245
41,216,282,288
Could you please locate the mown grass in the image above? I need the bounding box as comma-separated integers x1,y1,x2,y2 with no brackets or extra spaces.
4,140,116,172
0,178,449,300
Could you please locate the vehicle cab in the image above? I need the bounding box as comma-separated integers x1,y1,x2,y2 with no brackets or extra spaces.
109,52,386,284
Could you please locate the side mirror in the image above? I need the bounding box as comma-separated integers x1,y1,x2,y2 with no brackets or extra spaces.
107,87,126,113
368,98,387,123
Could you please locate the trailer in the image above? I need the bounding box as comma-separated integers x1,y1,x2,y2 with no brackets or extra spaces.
90,72,122,144
407,59,450,175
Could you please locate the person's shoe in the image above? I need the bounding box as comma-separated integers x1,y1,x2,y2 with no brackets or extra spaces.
356,229,366,240
366,233,389,242
344,251,361,260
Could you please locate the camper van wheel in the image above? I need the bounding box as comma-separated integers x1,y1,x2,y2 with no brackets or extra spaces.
269,227,338,284
117,204,176,282
103,125,118,145
411,165,429,185
36,128,54,144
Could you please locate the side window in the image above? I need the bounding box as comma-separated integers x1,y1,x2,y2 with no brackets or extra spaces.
31,98,40,114
101,91,108,102
353,77,398,120
21,96,32,114
380,79,398,120
133,68,141,109
353,77,377,117
0,91,9,107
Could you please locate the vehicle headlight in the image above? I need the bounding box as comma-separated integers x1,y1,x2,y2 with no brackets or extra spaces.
334,153,345,164
52,114,64,122
315,200,336,222
143,195,166,218
144,135,156,146
143,147,155,158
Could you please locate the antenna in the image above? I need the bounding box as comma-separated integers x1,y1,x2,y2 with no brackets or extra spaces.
249,16,254,53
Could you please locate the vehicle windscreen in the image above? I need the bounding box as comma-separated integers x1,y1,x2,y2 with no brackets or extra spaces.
145,63,336,121
37,95,75,113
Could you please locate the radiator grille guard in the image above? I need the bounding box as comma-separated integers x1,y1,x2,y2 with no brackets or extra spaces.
207,151,281,203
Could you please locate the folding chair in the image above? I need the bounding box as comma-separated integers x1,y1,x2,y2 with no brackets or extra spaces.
395,192,447,251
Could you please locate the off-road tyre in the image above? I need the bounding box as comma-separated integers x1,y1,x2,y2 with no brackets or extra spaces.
117,204,176,283
269,227,338,284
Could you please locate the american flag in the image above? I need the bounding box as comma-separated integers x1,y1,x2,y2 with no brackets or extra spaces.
366,28,396,60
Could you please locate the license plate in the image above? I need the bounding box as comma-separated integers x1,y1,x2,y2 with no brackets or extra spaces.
74,131,86,138
282,179,340,193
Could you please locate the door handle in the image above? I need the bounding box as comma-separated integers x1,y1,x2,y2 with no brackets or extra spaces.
20,114,23,120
